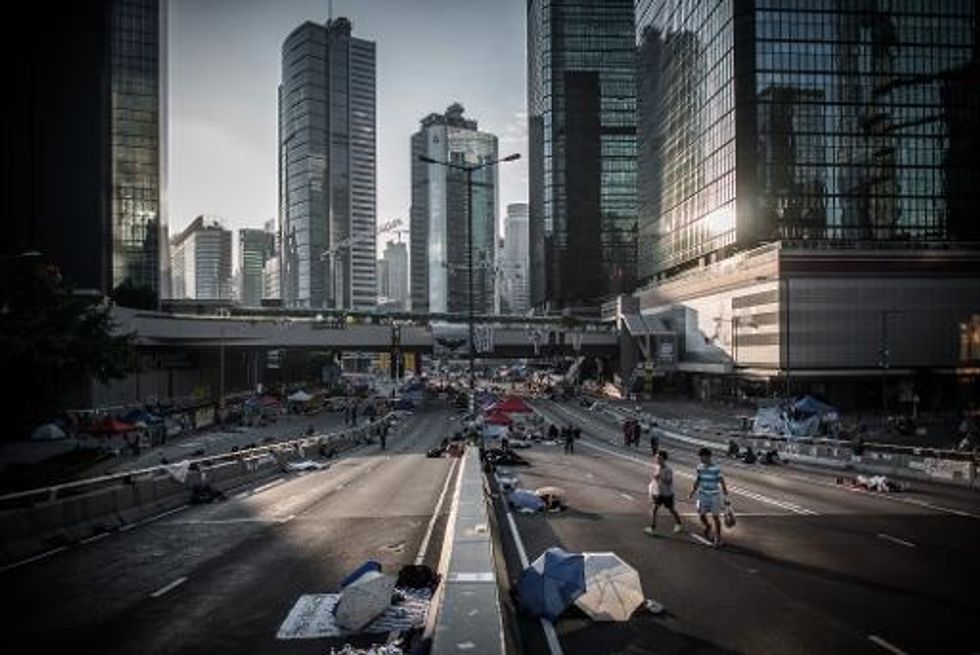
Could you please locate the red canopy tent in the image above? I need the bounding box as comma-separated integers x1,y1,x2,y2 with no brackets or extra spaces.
491,396,532,414
86,418,139,434
485,411,513,426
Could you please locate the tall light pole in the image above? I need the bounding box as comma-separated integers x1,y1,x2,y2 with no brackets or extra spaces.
419,152,520,411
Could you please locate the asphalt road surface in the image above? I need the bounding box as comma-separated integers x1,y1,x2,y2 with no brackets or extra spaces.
1,405,461,654
495,399,980,655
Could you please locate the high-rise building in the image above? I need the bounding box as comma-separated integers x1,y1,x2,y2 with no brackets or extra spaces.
239,226,275,307
629,0,980,405
410,104,499,315
381,240,409,310
170,216,232,301
527,0,637,312
278,17,376,310
501,203,530,314
3,0,168,300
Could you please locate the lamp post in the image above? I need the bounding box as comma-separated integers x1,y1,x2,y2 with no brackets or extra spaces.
419,152,520,411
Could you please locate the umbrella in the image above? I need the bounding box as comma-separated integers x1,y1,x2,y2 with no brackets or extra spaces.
574,552,644,622
288,390,313,402
31,423,66,441
535,486,566,498
509,489,545,512
485,411,513,426
517,547,586,621
334,570,396,631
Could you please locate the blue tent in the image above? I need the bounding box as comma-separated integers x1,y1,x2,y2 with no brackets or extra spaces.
509,489,545,512
793,395,836,417
517,547,586,621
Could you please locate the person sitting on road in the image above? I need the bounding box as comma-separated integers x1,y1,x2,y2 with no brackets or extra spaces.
727,439,740,458
742,446,757,464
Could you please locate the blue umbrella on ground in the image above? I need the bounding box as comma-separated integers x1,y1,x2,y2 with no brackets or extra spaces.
509,489,545,512
517,547,586,621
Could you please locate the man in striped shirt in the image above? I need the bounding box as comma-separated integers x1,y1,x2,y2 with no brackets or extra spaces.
689,447,729,546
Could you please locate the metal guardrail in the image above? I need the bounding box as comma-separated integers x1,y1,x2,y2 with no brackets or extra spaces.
0,418,388,509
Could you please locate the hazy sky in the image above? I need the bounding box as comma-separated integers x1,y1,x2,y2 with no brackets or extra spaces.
168,0,528,251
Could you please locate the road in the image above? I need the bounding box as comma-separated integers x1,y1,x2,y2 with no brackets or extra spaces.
1,405,460,654
495,399,980,655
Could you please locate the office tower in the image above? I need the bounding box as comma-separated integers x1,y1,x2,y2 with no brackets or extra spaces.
279,17,376,310
382,240,409,310
527,0,637,312
239,226,276,307
630,0,980,403
170,216,232,300
410,104,499,314
501,203,530,313
4,0,167,300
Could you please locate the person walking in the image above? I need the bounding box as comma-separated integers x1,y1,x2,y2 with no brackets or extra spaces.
649,421,662,455
689,447,729,547
379,419,388,450
563,424,575,454
645,450,683,536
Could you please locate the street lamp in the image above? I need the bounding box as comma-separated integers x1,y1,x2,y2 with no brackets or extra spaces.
418,152,520,411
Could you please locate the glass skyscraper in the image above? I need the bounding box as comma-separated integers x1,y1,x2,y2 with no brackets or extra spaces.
636,0,980,280
410,104,499,315
279,17,376,310
528,0,638,311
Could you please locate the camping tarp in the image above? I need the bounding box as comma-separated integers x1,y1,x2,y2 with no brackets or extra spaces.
491,396,532,414
793,395,836,417
484,411,513,426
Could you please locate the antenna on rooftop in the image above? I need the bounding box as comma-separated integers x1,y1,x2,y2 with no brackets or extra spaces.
328,0,334,24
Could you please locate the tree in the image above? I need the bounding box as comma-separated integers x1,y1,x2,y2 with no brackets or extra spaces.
0,256,138,433
110,279,158,310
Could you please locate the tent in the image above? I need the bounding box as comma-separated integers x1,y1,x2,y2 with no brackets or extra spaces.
485,411,513,426
85,418,138,434
491,395,532,414
31,423,66,441
517,547,586,620
287,390,313,403
793,395,836,417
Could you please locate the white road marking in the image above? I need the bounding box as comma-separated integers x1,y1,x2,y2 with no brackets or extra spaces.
876,533,916,548
234,478,285,499
690,533,713,547
415,458,459,566
868,634,908,655
278,514,296,524
0,546,67,574
620,493,636,502
79,532,110,545
134,504,189,527
150,576,188,598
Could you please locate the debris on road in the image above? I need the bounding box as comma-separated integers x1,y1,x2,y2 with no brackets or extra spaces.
285,459,328,472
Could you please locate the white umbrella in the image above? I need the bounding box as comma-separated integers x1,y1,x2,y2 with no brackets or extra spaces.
288,390,313,402
574,552,644,622
334,570,396,631
31,423,66,441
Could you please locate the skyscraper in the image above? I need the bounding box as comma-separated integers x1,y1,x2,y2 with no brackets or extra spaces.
170,216,232,301
382,240,409,310
410,104,499,315
501,203,530,314
239,226,275,307
527,0,637,312
3,0,167,300
279,17,376,310
631,0,980,403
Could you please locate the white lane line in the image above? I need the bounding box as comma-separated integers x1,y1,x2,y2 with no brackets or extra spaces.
876,533,916,548
234,478,285,499
0,546,68,574
504,503,564,655
278,514,296,525
868,634,909,655
80,532,110,545
414,458,459,566
134,504,189,527
690,533,713,547
619,493,636,502
150,576,188,598
576,438,818,516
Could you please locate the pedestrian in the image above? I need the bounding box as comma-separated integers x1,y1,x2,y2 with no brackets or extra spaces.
622,419,632,447
380,420,388,450
645,450,683,536
689,447,729,547
563,424,575,454
649,421,661,455
548,424,558,441
351,402,358,426
572,425,581,442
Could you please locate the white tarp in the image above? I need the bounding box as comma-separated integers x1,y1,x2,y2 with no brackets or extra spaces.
163,460,191,483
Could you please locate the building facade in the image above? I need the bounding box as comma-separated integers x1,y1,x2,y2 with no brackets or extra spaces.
501,203,530,314
278,17,376,310
239,226,275,307
4,0,167,300
381,240,409,310
170,216,232,301
630,0,980,406
527,0,637,312
410,104,499,314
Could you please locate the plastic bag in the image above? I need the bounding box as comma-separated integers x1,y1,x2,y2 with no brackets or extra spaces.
723,501,736,528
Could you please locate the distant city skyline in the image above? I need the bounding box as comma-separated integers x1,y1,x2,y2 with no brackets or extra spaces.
167,0,527,249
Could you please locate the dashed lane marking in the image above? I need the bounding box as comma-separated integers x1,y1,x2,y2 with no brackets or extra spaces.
150,576,187,598
876,533,916,548
620,493,636,502
0,546,68,574
868,634,908,655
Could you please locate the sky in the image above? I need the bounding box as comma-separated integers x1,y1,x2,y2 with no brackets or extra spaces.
168,0,528,254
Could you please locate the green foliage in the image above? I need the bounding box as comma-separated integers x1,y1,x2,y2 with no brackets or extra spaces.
110,279,158,310
0,257,138,429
